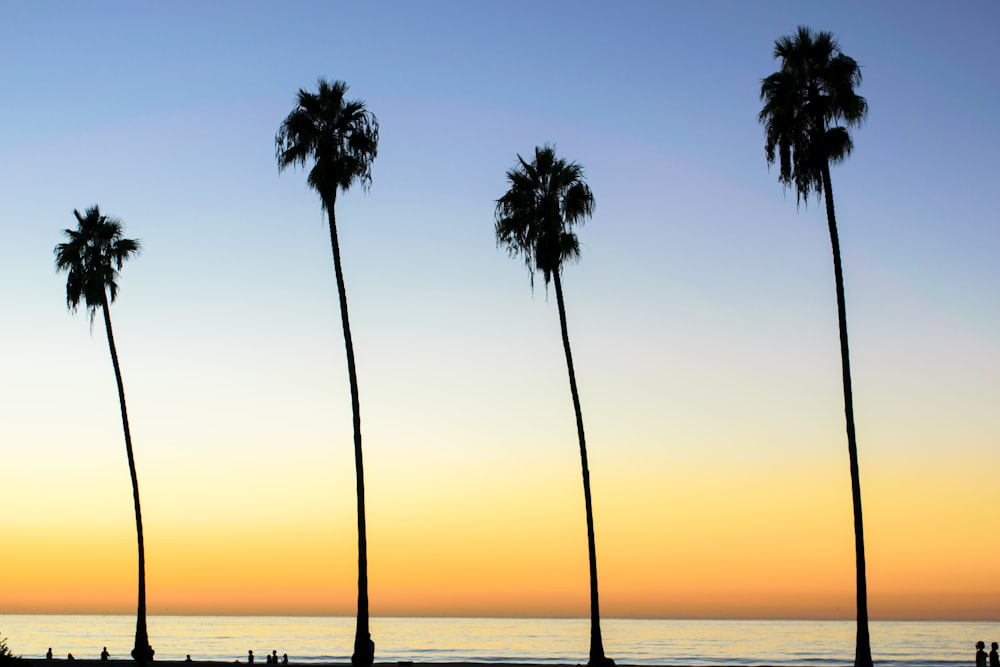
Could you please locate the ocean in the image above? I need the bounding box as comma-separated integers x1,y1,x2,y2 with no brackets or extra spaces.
0,616,996,666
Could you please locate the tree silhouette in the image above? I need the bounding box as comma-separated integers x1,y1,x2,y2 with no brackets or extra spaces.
0,631,19,661
54,206,153,663
759,26,872,667
276,78,379,667
495,145,614,667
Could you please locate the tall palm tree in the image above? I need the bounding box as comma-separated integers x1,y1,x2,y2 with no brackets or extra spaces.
759,26,871,667
275,78,379,667
54,206,153,663
495,145,613,667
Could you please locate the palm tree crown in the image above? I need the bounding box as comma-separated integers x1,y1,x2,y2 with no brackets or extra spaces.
495,145,594,287
276,78,379,207
55,206,141,314
758,25,868,203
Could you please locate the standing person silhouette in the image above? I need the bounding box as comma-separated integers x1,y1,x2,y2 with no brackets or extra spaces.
101,647,110,661
977,641,988,667
989,642,998,667
248,650,255,664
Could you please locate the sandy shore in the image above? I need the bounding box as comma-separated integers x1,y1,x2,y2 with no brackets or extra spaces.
19,664,563,667
18,662,630,667
22,662,600,667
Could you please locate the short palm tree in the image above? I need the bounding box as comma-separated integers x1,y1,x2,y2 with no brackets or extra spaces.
275,78,379,667
54,206,153,663
759,26,872,667
495,145,614,667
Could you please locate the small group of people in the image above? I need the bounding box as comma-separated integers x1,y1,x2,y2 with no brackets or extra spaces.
976,641,999,667
247,649,288,665
45,646,110,661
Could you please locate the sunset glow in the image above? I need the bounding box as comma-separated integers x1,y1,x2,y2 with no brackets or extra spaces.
2,1,998,623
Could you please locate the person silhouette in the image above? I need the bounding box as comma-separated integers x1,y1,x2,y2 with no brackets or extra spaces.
266,655,272,665
248,650,255,664
977,641,988,667
46,648,53,660
101,647,110,661
272,651,278,664
989,642,999,667
67,654,75,661
281,655,288,665
186,656,192,662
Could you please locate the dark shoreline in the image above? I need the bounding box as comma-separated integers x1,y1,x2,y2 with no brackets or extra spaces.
14,662,810,667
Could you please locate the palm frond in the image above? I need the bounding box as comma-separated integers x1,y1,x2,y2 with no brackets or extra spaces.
276,78,379,211
759,26,867,204
824,127,855,165
495,145,594,288
54,205,141,319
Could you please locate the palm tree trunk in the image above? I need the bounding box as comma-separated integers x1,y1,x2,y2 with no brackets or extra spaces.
552,272,612,667
101,296,153,663
821,163,872,667
324,197,373,667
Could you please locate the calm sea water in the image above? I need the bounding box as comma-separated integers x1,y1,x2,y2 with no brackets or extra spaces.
1,616,996,666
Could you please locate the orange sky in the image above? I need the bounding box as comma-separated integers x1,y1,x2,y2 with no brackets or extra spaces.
5,445,998,620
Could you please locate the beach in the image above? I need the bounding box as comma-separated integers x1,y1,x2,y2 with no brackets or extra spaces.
20,662,778,667
4,616,996,667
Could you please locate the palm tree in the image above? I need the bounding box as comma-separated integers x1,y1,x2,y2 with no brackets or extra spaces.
54,206,153,663
495,145,614,667
275,78,379,667
759,26,871,667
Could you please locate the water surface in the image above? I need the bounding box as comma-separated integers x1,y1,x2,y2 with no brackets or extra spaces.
1,615,996,666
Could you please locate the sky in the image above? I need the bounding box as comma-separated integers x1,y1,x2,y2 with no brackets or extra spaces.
1,1,998,622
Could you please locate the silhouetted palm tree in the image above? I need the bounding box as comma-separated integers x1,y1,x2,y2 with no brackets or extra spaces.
759,26,871,667
495,145,614,667
275,78,379,667
54,206,153,663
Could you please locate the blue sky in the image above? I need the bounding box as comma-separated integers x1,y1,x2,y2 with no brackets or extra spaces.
2,1,999,619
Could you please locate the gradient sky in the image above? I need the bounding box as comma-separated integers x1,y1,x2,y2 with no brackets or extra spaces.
2,1,998,621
